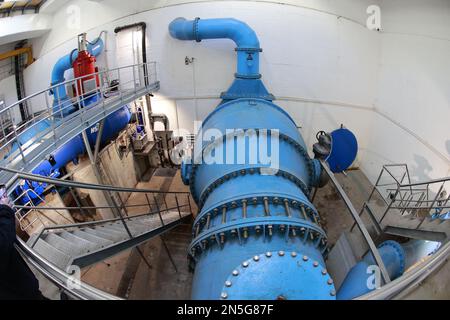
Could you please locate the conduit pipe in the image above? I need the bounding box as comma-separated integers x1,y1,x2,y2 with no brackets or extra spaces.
169,17,272,101
114,22,153,127
169,17,260,79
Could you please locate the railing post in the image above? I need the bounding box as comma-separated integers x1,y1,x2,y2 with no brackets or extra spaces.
144,193,153,213
163,196,170,215
175,195,182,219
93,119,105,163
8,109,26,164
368,167,385,202
416,183,444,229
55,84,64,119
379,184,400,224
74,77,84,124
45,92,57,144
153,194,164,226
187,194,193,215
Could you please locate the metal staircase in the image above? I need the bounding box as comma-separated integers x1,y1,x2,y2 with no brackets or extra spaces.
356,164,450,243
27,209,191,271
1,165,195,299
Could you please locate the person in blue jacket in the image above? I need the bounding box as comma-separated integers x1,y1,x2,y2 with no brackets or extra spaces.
0,186,45,300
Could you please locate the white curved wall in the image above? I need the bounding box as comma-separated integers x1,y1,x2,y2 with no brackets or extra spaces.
21,0,450,185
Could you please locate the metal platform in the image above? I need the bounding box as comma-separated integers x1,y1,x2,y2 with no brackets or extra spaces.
0,62,160,189
355,164,450,243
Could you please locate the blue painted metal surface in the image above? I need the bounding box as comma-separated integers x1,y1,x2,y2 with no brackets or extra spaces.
337,240,406,300
16,106,131,204
326,127,358,173
51,37,104,117
169,17,274,101
185,97,331,300
170,17,334,300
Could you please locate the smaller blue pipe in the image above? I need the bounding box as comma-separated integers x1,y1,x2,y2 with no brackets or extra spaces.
51,38,104,117
169,17,261,79
337,240,406,300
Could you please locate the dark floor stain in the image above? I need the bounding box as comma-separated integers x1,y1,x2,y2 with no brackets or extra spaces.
154,168,177,177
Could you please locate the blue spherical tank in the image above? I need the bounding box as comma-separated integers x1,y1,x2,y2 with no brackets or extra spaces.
184,98,335,300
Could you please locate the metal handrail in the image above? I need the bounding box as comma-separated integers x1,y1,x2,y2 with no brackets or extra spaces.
31,204,191,238
14,187,73,231
320,160,392,284
0,62,156,117
8,168,193,299
0,62,159,171
15,238,122,300
398,176,450,188
2,166,191,195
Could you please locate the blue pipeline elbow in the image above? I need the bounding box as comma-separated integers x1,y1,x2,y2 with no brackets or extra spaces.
337,240,406,300
169,17,261,79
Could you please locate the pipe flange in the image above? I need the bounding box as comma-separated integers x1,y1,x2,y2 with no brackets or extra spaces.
189,217,328,260
235,47,263,53
234,73,262,80
220,252,335,300
193,17,201,42
193,194,318,228
378,240,406,277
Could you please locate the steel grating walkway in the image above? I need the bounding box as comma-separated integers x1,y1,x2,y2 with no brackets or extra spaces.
0,81,160,188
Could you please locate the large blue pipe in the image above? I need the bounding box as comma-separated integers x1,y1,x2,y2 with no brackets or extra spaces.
51,38,104,117
171,17,335,300
337,240,406,300
170,17,407,301
169,17,273,101
169,17,260,78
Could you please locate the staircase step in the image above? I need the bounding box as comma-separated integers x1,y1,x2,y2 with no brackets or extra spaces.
59,231,98,251
44,233,90,257
72,230,114,246
86,226,129,242
105,222,149,237
118,221,154,235
33,239,72,271
26,233,40,247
